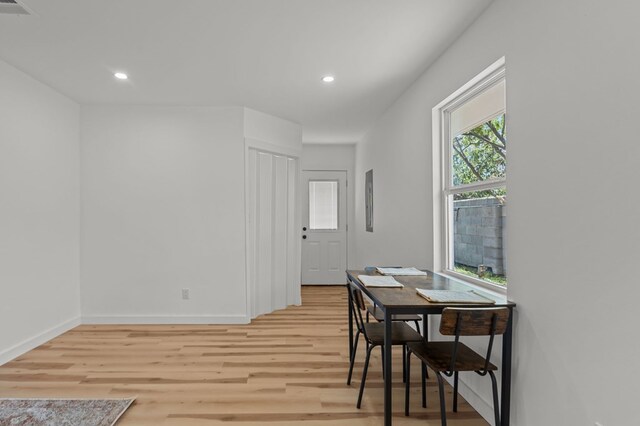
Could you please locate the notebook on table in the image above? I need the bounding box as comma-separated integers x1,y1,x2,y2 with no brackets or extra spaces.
376,267,427,276
416,289,495,304
357,275,404,288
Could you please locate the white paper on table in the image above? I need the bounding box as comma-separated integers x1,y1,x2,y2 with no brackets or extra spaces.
416,289,495,304
357,275,404,288
376,267,427,276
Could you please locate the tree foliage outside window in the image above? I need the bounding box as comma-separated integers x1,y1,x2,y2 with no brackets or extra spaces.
452,113,506,201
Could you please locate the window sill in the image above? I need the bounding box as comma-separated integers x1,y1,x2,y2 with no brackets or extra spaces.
439,269,507,298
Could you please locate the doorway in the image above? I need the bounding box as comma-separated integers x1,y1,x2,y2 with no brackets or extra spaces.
301,170,347,284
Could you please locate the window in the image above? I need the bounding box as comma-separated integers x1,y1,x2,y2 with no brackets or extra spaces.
435,59,507,288
309,180,339,230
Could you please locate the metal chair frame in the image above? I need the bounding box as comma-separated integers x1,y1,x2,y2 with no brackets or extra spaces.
405,308,508,426
346,284,424,409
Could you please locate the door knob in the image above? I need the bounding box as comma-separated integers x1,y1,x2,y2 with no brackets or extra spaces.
302,235,307,239
302,227,307,231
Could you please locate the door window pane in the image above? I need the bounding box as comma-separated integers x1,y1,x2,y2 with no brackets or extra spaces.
309,181,338,230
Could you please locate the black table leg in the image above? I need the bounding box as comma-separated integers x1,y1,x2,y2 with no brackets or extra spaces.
500,307,513,426
422,314,429,341
384,308,392,426
347,283,354,360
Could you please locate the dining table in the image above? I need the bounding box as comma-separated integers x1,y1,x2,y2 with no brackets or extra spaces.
346,269,516,426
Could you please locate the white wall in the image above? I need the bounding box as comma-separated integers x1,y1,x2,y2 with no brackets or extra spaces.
244,107,302,153
0,59,81,364
302,143,356,268
80,106,249,323
354,0,640,425
354,96,433,269
80,106,301,324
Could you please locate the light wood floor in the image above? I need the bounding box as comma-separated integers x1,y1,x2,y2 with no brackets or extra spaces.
0,286,487,425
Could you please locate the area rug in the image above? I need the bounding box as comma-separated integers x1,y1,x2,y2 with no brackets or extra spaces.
0,398,134,426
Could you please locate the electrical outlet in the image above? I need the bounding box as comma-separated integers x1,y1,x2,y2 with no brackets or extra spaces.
181,288,190,300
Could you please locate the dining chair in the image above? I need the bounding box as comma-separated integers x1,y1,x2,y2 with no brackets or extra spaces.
362,266,423,381
366,304,424,384
346,284,423,408
404,307,510,426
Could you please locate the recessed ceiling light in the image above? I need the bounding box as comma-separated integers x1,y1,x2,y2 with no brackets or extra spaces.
114,72,128,80
322,75,335,83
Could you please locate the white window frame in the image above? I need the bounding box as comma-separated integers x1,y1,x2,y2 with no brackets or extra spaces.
308,179,340,231
432,57,506,294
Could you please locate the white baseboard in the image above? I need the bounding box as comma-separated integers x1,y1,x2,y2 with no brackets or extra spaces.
81,314,250,325
0,316,81,366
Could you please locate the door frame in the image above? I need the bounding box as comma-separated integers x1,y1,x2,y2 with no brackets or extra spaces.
301,169,349,284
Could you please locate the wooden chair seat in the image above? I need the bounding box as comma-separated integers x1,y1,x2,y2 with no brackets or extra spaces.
367,305,421,322
363,322,423,346
407,341,497,372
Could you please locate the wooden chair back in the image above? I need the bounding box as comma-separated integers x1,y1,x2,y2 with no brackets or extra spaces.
348,284,368,336
439,307,511,375
439,307,510,336
352,286,366,311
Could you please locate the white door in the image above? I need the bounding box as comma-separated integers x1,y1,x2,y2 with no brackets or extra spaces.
301,171,347,284
246,148,301,319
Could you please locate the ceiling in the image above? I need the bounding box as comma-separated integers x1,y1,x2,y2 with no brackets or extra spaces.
0,0,492,142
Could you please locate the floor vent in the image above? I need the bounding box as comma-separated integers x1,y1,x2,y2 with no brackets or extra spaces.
0,0,30,15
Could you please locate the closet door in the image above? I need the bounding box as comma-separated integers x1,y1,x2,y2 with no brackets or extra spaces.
246,148,300,319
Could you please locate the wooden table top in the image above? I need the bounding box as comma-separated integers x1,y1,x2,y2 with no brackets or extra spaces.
346,269,515,310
